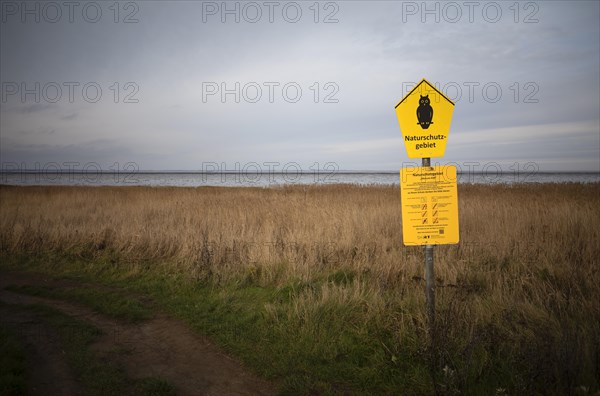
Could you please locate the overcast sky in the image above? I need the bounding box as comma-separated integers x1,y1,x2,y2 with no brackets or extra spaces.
1,1,599,172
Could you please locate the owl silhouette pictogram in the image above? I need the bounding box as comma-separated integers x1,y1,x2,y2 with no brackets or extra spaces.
416,95,433,129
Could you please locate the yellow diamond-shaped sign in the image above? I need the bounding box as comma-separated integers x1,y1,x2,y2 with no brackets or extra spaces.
395,79,455,158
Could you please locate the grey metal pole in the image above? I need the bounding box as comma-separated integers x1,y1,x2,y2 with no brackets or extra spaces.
422,157,435,332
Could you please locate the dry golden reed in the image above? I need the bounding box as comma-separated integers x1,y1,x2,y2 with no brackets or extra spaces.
1,183,599,287
1,183,599,391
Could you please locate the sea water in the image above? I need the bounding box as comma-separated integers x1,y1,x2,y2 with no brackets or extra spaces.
1,171,598,187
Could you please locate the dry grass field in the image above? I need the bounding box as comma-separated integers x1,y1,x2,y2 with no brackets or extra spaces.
1,183,599,394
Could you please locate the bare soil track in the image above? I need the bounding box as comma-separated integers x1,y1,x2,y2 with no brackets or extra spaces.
0,270,277,396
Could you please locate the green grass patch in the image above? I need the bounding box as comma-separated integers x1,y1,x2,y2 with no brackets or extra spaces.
5,284,151,323
1,255,433,394
2,252,599,395
20,303,176,396
137,281,433,395
0,324,27,396
132,378,178,396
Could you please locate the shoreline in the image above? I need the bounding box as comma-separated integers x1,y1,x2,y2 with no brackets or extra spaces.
1,181,600,190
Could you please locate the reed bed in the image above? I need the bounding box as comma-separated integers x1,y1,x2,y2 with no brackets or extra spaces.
1,183,599,393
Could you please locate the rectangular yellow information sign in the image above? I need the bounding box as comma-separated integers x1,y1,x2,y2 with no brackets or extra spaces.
400,165,459,246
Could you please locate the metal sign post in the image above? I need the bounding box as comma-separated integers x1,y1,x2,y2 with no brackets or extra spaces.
422,157,435,331
395,77,459,342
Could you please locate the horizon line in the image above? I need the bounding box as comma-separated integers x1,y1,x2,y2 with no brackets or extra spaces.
1,170,599,174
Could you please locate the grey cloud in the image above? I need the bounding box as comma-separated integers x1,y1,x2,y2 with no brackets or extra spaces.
14,103,57,114
0,1,598,171
60,112,78,121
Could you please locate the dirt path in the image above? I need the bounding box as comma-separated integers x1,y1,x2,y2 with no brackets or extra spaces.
0,303,83,396
0,271,277,396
